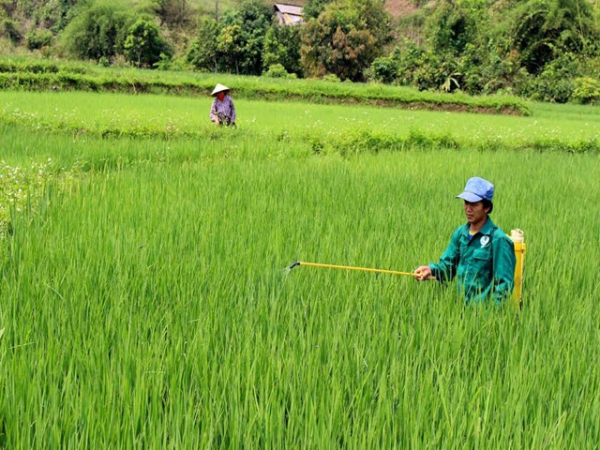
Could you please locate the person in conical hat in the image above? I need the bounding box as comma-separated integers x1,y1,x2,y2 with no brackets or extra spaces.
414,177,516,306
210,84,236,126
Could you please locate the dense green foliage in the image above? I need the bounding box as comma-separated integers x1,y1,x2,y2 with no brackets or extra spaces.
124,18,172,67
0,0,77,32
58,0,133,61
371,0,600,102
302,0,333,19
300,0,392,81
0,92,600,446
262,25,302,76
186,0,272,75
573,76,600,103
2,0,600,101
186,17,220,72
510,0,597,75
25,28,53,50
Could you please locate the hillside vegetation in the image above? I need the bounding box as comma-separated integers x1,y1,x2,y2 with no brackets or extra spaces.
1,0,600,103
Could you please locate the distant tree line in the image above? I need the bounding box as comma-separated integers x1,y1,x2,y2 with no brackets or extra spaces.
371,0,600,102
1,0,600,102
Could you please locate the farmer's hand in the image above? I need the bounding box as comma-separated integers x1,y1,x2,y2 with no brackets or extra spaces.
414,265,432,281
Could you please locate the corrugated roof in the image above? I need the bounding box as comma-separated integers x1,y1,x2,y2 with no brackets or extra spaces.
274,3,303,16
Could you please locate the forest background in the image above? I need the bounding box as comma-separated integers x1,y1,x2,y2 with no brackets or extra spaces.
1,0,600,104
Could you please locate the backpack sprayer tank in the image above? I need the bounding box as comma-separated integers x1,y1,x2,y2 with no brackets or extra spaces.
509,229,526,309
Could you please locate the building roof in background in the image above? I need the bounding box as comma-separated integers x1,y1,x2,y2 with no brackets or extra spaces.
274,3,303,26
274,4,304,16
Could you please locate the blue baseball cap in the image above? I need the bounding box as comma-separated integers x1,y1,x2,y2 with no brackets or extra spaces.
456,177,494,203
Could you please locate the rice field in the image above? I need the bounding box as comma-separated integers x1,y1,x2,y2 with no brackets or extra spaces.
1,91,600,448
1,91,600,146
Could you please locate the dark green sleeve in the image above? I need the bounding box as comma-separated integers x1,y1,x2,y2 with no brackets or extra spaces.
491,233,516,305
429,227,462,282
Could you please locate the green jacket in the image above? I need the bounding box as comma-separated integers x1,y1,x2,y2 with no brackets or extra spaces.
429,217,516,305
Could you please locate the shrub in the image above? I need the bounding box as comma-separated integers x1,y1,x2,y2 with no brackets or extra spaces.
369,50,399,84
186,17,220,73
0,18,21,44
527,76,574,103
263,63,296,79
59,0,134,61
110,54,130,68
572,77,600,104
262,25,302,77
518,54,580,103
26,29,53,50
123,18,171,68
322,73,341,82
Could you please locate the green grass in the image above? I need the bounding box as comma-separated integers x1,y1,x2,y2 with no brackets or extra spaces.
0,91,598,153
1,92,600,447
0,57,529,114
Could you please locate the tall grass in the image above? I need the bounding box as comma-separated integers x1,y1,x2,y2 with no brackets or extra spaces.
1,123,599,447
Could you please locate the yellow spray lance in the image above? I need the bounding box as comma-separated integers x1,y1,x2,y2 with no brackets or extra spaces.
509,229,526,308
286,261,421,278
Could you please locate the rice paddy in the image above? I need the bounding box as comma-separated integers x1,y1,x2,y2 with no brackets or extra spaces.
0,90,599,448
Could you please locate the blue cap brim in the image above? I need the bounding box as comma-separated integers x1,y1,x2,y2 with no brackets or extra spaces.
456,192,483,202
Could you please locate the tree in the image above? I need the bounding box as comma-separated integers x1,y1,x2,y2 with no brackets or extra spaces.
186,17,220,72
123,18,171,67
425,0,482,56
217,24,244,74
57,0,79,30
300,0,392,81
330,27,377,81
506,0,598,74
303,0,333,19
207,0,271,75
59,0,134,61
262,25,302,76
222,0,271,75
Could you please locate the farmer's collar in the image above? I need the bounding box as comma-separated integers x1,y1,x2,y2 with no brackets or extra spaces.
470,216,495,236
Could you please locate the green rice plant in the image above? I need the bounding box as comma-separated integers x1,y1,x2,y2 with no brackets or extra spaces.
0,119,600,447
2,91,600,155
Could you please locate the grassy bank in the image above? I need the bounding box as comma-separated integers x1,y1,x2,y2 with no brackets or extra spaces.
0,57,530,115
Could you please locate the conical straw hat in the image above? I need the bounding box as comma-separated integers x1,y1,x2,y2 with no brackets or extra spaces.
211,83,230,96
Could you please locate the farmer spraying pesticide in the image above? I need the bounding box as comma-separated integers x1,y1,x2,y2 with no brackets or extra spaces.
414,177,517,305
287,176,524,306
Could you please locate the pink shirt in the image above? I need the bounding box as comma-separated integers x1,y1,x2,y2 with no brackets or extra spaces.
210,95,236,122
